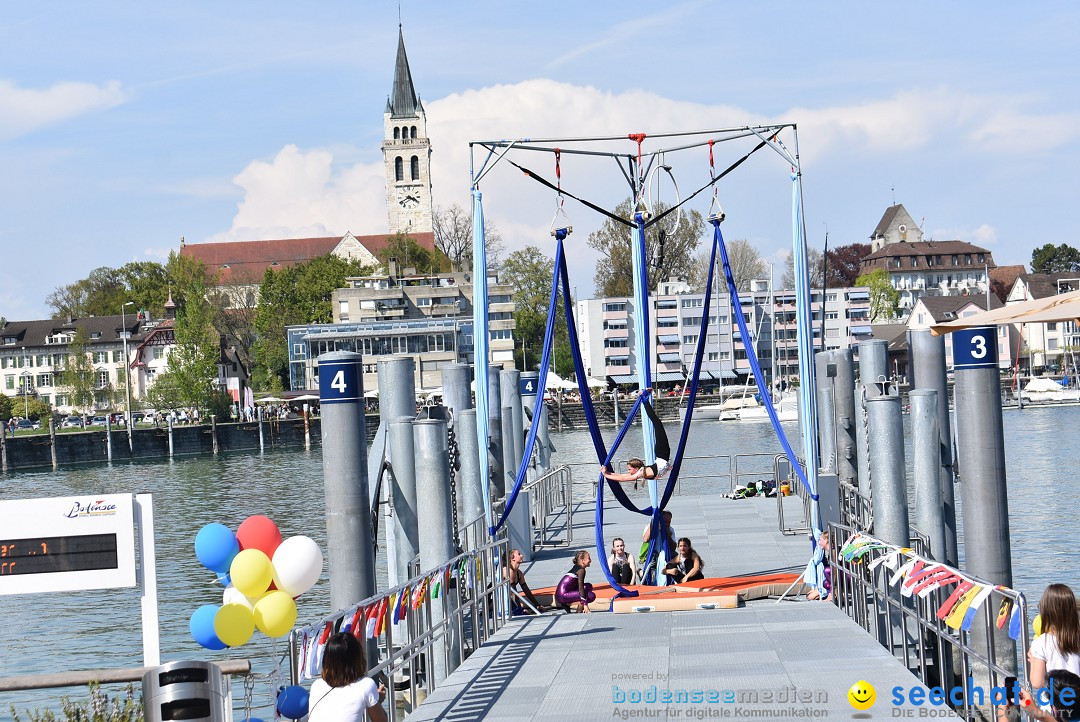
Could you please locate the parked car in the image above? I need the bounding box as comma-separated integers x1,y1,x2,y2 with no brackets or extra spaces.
61,415,84,429
89,416,108,427
130,411,146,424
14,419,34,432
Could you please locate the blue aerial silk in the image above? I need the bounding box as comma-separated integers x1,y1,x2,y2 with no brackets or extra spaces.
472,189,492,531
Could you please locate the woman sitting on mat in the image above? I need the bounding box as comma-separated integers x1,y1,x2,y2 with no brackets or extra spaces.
600,389,671,489
554,550,595,613
662,537,705,584
609,537,637,586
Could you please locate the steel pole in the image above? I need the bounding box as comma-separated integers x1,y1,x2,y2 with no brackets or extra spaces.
122,302,134,452
814,351,837,473
910,389,946,561
858,339,890,398
388,417,418,587
487,365,505,498
500,369,522,485
865,394,910,547
441,363,473,414
831,349,859,489
455,409,484,543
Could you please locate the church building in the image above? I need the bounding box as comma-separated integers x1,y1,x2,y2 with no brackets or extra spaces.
383,26,434,235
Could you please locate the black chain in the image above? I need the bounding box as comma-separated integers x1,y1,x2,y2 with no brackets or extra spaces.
446,412,461,551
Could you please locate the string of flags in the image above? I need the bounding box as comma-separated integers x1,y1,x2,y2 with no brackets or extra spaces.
839,532,1026,640
294,553,483,680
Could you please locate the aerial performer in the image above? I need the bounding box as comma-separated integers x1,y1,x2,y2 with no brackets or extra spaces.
599,389,670,487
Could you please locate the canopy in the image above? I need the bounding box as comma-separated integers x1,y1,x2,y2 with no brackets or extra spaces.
931,289,1080,335
256,395,284,403
292,394,319,401
585,377,607,388
545,373,576,390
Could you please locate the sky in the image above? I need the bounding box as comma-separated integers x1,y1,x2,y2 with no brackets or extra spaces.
2,2,1078,321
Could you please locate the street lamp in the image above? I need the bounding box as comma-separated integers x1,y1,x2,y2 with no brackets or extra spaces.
121,301,134,449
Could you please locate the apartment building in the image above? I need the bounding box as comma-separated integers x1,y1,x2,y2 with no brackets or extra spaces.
1007,273,1080,373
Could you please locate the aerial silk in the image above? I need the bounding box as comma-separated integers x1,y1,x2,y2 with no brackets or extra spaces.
472,188,492,531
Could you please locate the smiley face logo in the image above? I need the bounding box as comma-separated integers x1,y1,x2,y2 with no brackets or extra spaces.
847,680,876,710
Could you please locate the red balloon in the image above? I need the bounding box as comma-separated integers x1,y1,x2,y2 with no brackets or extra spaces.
236,515,282,557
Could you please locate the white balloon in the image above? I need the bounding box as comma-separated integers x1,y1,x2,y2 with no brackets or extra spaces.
272,536,323,597
222,584,257,610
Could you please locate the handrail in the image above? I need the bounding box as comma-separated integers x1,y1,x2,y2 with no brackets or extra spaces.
289,535,511,721
522,464,573,548
830,523,1029,721
0,660,252,692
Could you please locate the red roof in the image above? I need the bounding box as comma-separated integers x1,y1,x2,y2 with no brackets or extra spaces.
180,232,435,283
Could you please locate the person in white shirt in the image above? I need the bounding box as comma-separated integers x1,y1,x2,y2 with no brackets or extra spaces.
1020,584,1080,720
308,632,387,722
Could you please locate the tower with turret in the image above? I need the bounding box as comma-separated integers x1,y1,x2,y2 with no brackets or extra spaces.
383,26,433,235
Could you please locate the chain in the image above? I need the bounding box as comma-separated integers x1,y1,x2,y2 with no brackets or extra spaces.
446,411,461,550
858,386,874,532
242,673,255,720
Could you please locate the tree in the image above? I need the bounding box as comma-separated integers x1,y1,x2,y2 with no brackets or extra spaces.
23,397,52,422
855,269,900,321
1031,243,1080,274
588,199,706,298
58,327,99,414
433,203,505,272
47,262,169,320
0,394,12,422
781,248,825,289
253,254,375,389
824,243,871,287
689,238,767,292
377,232,450,274
499,246,574,377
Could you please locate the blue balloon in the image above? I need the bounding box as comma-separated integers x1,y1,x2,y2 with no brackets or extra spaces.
190,604,227,650
195,523,239,573
277,685,310,719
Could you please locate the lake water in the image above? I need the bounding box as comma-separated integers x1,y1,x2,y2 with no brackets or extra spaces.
1,404,1077,717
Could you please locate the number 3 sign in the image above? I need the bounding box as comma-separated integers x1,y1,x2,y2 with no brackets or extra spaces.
952,326,998,370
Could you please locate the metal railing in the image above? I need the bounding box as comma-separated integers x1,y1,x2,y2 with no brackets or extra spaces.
523,464,573,548
837,477,873,532
289,534,511,721
567,452,779,500
830,523,1029,721
775,454,813,535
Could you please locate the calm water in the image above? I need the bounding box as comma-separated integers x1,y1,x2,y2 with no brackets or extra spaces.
1,406,1077,716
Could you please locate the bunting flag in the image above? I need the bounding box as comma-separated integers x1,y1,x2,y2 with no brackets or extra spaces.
413,576,430,609
297,629,310,679
374,597,390,637
349,606,365,640
366,600,382,639
946,586,982,630
392,589,406,624
915,572,960,598
996,598,1013,630
1009,604,1023,640
937,582,975,621
961,586,998,632
889,559,920,587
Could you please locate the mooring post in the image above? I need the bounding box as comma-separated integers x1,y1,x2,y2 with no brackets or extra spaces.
105,417,113,463
379,356,417,593
910,390,946,560
952,327,1014,669
830,349,858,490
167,415,174,458
441,363,472,415
865,394,910,547
501,370,532,561
1,426,8,473
487,366,505,498
858,339,890,398
909,329,959,566
815,351,837,474
257,404,264,451
414,417,460,682
210,415,218,455
455,409,484,546
303,405,310,450
317,352,376,619
49,418,58,470
503,369,524,475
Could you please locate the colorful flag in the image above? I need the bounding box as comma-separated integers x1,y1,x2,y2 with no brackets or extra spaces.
946,586,981,630
937,582,974,621
996,598,1012,630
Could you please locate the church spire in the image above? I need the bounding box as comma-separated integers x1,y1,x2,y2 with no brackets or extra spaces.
388,25,420,118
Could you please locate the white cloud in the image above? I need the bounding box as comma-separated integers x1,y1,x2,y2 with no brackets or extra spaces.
0,79,127,141
930,223,998,246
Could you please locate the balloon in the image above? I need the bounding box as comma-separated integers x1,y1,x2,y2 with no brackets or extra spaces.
230,549,274,597
223,584,258,610
1034,613,1043,637
195,523,239,573
254,590,298,638
272,536,324,597
214,603,255,647
277,685,310,719
190,604,227,650
236,515,282,557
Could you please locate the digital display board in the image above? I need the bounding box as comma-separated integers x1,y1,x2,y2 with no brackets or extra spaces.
0,494,136,595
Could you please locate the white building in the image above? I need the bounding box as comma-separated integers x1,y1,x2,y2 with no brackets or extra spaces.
1007,273,1080,373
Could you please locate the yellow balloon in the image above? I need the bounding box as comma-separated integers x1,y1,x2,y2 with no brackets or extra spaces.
1034,613,1043,637
254,590,298,638
230,549,273,598
214,603,255,647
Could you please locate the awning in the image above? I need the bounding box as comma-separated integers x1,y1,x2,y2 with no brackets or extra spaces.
697,369,737,380
932,288,1080,335
607,354,630,361
656,300,678,309
609,374,636,384
657,334,680,345
652,372,685,383
658,352,681,363
851,326,874,335
847,291,870,301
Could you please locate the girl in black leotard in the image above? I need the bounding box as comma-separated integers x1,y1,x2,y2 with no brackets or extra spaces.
608,537,637,585
600,389,671,485
662,538,704,583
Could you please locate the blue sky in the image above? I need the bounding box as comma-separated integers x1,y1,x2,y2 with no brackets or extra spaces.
2,2,1078,320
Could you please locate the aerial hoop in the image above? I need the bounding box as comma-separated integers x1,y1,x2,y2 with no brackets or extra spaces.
645,157,683,235
550,148,573,240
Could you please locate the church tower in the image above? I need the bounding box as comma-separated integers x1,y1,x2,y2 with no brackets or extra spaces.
383,26,434,235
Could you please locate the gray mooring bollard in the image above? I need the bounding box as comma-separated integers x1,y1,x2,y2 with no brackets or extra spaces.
388,417,419,586
865,394,910,547
317,352,376,614
487,366,505,498
49,418,58,469
830,349,858,489
106,417,113,462
501,369,523,476
379,355,418,591
455,409,484,543
815,351,837,474
858,339,890,398
167,416,174,458
910,390,946,561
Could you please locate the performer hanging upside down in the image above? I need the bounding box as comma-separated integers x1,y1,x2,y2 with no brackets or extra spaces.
600,389,671,486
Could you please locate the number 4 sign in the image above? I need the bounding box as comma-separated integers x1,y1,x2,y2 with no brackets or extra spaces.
953,326,998,370
318,355,362,404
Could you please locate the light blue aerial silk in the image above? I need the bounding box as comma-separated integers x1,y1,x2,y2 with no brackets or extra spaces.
472,189,492,531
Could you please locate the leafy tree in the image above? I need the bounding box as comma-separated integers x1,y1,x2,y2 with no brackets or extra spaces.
47,262,169,320
377,232,450,274
588,199,706,298
855,269,900,321
0,394,12,422
253,254,375,389
58,327,99,414
689,238,767,292
1031,243,1080,274
824,243,871,287
781,248,824,289
22,397,51,422
499,246,574,377
433,203,505,272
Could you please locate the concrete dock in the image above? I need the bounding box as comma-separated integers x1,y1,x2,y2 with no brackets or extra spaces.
408,493,960,720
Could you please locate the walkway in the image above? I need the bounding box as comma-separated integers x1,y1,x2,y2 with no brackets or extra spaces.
409,494,959,721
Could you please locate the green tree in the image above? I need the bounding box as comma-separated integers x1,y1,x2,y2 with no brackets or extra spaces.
0,394,12,422
855,269,900,321
1031,243,1080,274
46,262,169,320
58,327,99,414
588,199,706,298
433,203,505,272
378,232,450,274
499,246,574,376
23,397,51,422
253,254,375,389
